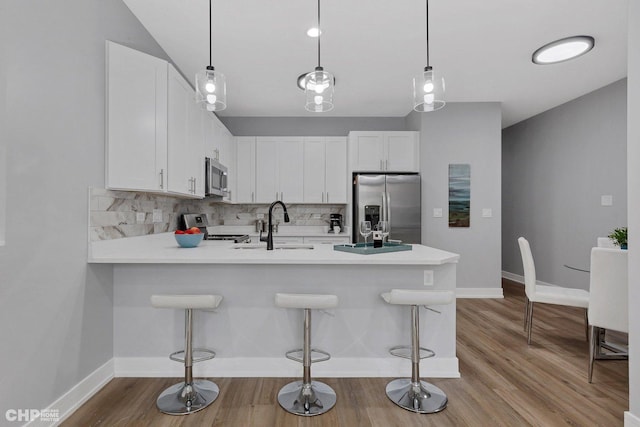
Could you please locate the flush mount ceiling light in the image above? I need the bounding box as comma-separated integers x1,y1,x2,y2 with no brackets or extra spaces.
307,27,321,37
195,0,226,111
532,35,595,65
299,0,335,113
413,0,445,112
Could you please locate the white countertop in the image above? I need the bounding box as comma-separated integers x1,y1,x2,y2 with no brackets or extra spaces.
88,233,460,265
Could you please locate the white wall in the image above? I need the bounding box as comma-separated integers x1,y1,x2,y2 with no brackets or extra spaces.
627,1,639,423
502,80,627,290
408,103,503,294
0,0,169,417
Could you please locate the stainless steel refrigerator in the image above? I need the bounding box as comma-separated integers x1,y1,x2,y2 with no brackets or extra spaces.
352,173,421,244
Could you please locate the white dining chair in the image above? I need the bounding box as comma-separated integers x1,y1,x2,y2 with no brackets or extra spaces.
517,237,590,345
588,247,628,382
597,237,617,248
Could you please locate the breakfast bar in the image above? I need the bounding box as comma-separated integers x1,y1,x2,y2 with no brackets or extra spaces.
89,233,460,379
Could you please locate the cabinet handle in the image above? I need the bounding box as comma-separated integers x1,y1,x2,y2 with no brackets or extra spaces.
159,169,164,189
228,190,231,201
280,192,283,201
193,177,197,193
326,192,329,203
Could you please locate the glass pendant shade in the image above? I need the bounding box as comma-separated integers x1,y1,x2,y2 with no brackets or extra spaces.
304,68,334,113
413,67,445,112
196,67,226,111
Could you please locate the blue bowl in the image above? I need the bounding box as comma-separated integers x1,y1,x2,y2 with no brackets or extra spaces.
174,232,204,248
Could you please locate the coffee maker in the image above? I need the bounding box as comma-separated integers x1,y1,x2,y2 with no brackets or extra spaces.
329,213,343,233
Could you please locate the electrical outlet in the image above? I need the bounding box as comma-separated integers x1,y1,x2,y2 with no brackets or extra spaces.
423,270,434,286
482,208,492,218
433,208,443,218
152,209,163,223
257,213,265,219
136,212,145,223
601,195,613,206
312,213,322,219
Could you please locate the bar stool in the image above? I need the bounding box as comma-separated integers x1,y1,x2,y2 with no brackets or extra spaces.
150,294,223,415
381,289,454,414
275,293,338,416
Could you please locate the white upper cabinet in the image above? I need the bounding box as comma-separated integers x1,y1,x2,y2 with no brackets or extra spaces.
349,131,419,172
235,137,256,203
167,65,204,198
303,137,347,203
106,41,168,192
106,42,206,198
255,137,304,203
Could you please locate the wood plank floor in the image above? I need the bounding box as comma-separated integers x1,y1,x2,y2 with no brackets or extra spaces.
62,281,628,426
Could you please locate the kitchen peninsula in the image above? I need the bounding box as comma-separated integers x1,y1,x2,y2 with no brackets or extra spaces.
89,234,460,379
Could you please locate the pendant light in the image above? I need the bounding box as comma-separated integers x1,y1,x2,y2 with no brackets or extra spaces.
195,0,226,111
413,0,445,112
302,0,334,113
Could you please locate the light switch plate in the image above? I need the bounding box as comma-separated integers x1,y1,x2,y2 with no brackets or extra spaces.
433,208,443,218
257,213,265,219
423,270,434,286
601,195,613,206
152,209,162,223
136,212,145,223
482,208,492,218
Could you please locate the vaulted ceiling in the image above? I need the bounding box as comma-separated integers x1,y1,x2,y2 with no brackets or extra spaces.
122,0,628,127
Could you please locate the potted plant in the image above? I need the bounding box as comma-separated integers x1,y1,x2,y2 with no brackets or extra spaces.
608,227,628,249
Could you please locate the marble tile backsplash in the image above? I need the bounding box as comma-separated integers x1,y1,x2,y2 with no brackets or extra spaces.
89,188,346,241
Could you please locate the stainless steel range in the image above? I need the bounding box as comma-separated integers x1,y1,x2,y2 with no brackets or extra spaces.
180,214,251,243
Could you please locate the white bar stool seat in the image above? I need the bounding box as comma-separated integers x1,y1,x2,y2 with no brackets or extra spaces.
275,293,338,417
151,294,223,415
381,289,454,414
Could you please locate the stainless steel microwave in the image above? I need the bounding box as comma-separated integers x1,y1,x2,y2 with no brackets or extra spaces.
205,157,228,197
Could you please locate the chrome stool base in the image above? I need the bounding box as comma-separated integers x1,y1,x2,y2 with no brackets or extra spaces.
157,379,219,415
277,380,337,416
385,378,448,414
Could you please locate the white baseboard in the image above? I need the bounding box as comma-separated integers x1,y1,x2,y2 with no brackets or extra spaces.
26,359,114,427
114,356,460,379
626,411,640,427
455,288,504,299
501,271,559,288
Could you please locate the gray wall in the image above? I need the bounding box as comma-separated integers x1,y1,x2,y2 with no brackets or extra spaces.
0,0,170,416
220,116,407,136
502,79,627,290
408,103,503,291
627,1,639,419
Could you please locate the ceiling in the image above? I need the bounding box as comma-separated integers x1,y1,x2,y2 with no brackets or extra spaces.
122,0,628,127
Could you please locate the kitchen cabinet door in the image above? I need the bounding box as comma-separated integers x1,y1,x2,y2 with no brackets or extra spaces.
349,131,419,172
349,132,385,171
303,138,326,203
255,138,279,203
385,132,419,172
106,41,168,192
277,138,304,203
256,137,303,203
324,137,347,203
235,137,256,203
303,137,347,203
167,65,202,197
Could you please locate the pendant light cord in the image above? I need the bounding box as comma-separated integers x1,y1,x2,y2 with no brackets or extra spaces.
209,0,213,67
317,0,321,68
425,0,430,67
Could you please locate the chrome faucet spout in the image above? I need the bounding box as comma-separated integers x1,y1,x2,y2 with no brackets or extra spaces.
260,200,290,250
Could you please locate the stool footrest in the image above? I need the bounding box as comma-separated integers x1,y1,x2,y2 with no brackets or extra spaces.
389,345,435,360
285,348,331,364
169,348,216,364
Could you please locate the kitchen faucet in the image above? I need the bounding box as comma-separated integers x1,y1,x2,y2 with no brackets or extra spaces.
260,200,290,250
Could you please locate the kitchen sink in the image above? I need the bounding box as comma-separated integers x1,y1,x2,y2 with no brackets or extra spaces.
232,244,314,250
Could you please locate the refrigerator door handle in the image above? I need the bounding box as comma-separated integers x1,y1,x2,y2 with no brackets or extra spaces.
386,192,391,227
